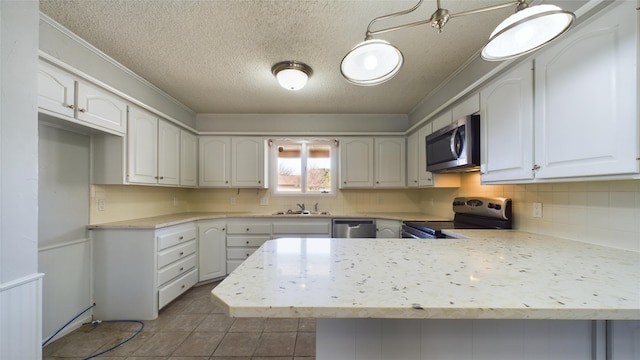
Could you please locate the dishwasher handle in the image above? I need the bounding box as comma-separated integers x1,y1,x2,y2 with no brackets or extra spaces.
332,219,375,227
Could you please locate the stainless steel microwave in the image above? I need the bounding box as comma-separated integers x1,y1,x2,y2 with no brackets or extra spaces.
425,114,480,173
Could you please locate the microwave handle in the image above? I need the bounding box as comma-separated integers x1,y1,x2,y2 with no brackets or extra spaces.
449,128,463,159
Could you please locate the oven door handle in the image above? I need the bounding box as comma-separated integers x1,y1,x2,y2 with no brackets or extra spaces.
401,230,420,239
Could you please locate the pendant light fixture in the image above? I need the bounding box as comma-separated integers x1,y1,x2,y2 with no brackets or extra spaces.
272,61,313,91
341,0,575,86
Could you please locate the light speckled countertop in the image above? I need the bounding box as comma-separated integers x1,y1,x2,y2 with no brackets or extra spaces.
87,212,446,229
211,231,640,320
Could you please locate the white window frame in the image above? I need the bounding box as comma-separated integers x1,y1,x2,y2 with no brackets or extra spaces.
270,138,337,196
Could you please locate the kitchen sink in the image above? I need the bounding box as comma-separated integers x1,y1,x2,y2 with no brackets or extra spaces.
272,210,331,216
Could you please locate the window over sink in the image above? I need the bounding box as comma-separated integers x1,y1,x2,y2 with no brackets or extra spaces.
270,138,336,196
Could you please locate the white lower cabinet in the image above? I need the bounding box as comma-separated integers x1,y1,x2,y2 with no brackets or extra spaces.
92,223,197,320
376,219,401,238
226,220,272,273
198,219,226,281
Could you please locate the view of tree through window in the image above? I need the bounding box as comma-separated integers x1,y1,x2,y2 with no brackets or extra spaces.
275,141,332,194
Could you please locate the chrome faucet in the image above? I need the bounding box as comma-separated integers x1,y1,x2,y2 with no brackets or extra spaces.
296,203,305,211
314,203,319,212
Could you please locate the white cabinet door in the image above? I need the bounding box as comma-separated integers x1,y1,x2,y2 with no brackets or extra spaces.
199,136,231,187
198,220,226,281
374,137,406,188
417,123,434,186
157,119,180,186
406,132,419,188
231,137,266,188
339,137,374,188
38,61,76,118
376,219,401,238
180,130,198,187
533,1,638,179
77,82,127,134
480,61,534,183
128,107,158,184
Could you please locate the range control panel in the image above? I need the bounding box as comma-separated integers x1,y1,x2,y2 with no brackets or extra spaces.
452,197,512,220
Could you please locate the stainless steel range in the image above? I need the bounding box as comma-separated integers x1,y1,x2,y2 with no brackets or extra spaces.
402,196,512,239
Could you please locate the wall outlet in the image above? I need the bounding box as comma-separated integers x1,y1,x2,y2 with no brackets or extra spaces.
260,197,269,206
230,197,236,205
532,202,543,218
97,199,105,211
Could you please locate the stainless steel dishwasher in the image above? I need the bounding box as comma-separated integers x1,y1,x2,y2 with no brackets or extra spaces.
332,218,376,238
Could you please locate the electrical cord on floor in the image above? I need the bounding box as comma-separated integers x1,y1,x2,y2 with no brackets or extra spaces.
42,303,96,348
81,319,144,359
42,303,144,359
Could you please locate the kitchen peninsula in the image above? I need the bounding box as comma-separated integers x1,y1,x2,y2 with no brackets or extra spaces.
211,231,640,359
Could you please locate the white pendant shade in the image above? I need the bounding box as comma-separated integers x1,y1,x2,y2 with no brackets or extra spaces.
276,68,308,91
481,4,575,61
340,39,403,86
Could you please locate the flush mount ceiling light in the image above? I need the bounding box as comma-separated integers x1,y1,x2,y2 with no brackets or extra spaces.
271,61,313,91
341,0,575,86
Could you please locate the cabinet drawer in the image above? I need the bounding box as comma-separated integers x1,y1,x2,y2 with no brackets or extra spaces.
158,254,197,285
227,235,270,247
272,222,331,234
227,247,258,260
158,268,198,309
157,240,196,269
157,226,196,250
227,260,243,273
227,223,271,234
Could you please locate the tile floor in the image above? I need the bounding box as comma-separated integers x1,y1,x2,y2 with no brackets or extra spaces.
43,281,316,360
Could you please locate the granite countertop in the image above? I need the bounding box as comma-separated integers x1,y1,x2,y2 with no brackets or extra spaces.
211,231,640,320
88,211,446,229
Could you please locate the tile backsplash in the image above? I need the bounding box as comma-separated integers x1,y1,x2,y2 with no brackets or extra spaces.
90,174,640,252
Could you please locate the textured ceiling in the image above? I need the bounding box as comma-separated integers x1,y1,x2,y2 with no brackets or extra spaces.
39,0,517,115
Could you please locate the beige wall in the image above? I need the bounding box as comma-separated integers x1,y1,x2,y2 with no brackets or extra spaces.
90,175,640,252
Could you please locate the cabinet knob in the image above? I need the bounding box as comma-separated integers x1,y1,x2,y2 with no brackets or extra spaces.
246,240,250,244
344,181,347,184
159,176,164,179
180,267,184,271
246,253,250,257
179,236,184,240
181,285,185,289
376,181,379,184
66,104,75,110
225,181,228,183
246,228,250,232
222,228,225,231
258,181,261,184
179,251,184,256
78,108,86,113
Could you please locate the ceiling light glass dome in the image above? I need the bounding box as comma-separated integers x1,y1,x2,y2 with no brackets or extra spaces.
340,39,403,86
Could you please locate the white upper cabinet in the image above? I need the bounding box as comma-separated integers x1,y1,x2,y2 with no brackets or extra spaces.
480,61,534,183
406,132,420,188
180,130,198,187
374,137,406,188
533,1,638,180
157,119,181,186
231,137,267,188
339,137,374,188
127,107,191,186
199,136,267,188
417,122,434,186
128,107,159,184
76,82,127,134
38,61,127,135
199,136,231,187
38,61,75,118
